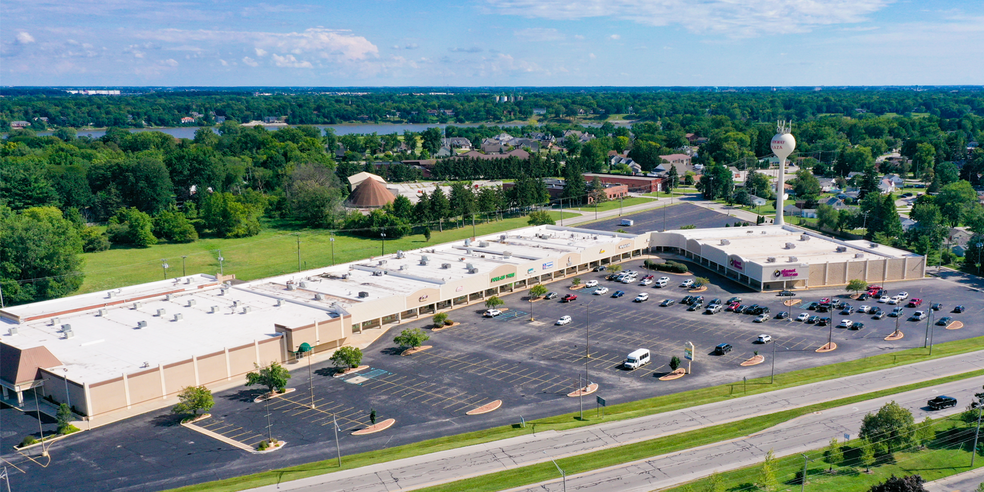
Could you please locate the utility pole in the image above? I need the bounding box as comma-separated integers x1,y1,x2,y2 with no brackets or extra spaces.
771,336,777,383
801,454,809,492
471,214,476,237
330,234,335,266
181,255,187,277
217,251,224,277
333,414,342,468
295,234,301,272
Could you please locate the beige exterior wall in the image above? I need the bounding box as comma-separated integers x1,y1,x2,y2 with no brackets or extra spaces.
197,351,227,385
257,337,283,366
867,260,886,283
163,360,196,396
38,369,87,414
906,257,924,279
88,378,127,416
228,343,257,376
886,258,905,280
847,261,865,283
808,264,825,287
827,262,847,285
127,369,163,406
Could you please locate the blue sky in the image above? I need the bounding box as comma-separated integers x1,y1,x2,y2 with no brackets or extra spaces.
3,0,982,86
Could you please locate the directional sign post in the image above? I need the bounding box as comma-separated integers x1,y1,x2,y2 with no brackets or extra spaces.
596,396,606,418
684,341,695,374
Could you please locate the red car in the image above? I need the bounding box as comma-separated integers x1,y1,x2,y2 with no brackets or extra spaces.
907,298,923,308
562,294,578,303
725,302,740,312
819,298,831,305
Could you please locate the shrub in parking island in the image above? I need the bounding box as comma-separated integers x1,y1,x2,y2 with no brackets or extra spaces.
669,356,681,371
246,362,291,394
329,346,363,370
529,284,548,299
432,312,449,327
608,264,622,274
20,436,37,447
571,277,581,287
847,279,869,297
694,277,710,288
485,296,504,310
171,385,215,418
653,261,688,273
394,327,429,352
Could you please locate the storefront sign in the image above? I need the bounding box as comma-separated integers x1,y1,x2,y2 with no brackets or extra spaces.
455,286,463,292
730,258,744,271
599,249,606,254
773,268,798,278
491,272,516,283
418,295,429,302
527,268,535,275
542,261,554,270
618,243,631,249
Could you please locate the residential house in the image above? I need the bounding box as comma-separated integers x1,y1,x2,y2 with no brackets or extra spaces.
532,108,547,115
454,149,530,161
749,195,768,207
441,137,472,150
434,147,453,158
900,218,917,231
9,121,30,129
878,177,897,194
821,197,850,210
180,117,195,124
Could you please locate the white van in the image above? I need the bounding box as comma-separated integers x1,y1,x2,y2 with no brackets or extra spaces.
654,278,668,288
623,349,651,369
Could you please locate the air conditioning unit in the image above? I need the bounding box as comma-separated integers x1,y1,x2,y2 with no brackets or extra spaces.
209,306,218,314
479,241,489,247
141,362,150,368
503,251,512,259
870,243,879,248
314,293,325,301
107,291,115,298
358,291,369,298
64,330,74,339
800,234,810,241
98,308,107,317
788,256,798,262
299,281,307,288
767,257,776,263
242,306,251,314
166,294,173,301
784,243,795,249
50,317,60,326
8,327,18,336
187,299,196,307
835,246,847,252
287,283,297,290
396,250,405,259
233,300,241,307
399,265,407,271
275,299,283,307
132,302,142,309
60,324,72,332
156,309,166,317
720,239,730,245
855,253,864,258
378,260,387,265
173,313,183,322
500,235,507,241
746,230,754,234
420,256,430,265
137,321,148,329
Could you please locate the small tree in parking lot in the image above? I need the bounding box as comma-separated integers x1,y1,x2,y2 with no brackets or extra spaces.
847,279,868,297
694,277,710,288
329,346,363,370
432,312,449,327
571,277,581,287
171,386,215,417
608,264,622,274
669,356,681,371
246,362,291,394
394,327,429,351
529,284,548,299
485,296,504,310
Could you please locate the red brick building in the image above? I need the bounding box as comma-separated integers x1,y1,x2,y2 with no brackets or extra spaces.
582,173,664,193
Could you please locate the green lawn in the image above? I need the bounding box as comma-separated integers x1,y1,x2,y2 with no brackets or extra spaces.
78,211,575,294
567,196,654,213
168,335,984,492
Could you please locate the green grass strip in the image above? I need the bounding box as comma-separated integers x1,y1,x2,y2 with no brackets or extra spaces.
169,336,984,491
415,369,984,492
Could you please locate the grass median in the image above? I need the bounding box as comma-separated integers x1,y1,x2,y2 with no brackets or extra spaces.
168,336,984,492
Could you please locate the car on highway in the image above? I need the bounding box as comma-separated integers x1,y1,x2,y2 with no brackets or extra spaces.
484,309,502,317
680,279,694,288
556,315,572,325
611,290,625,298
936,316,953,326
634,293,650,302
850,322,865,330
954,305,966,313
775,311,789,320
660,299,676,307
754,314,769,323
838,319,853,329
907,298,923,308
585,280,599,288
909,310,927,321
544,292,558,300
931,303,943,311
796,313,810,322
927,396,958,410
562,294,577,303
713,343,733,355
756,334,772,343
807,315,820,324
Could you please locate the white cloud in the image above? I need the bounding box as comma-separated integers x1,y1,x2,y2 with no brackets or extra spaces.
574,34,585,40
255,48,267,56
404,43,419,50
242,56,259,67
133,28,378,62
485,0,893,37
514,27,565,42
163,58,178,67
220,59,228,66
271,53,313,68
16,32,36,44
589,53,596,59
609,34,621,40
450,46,483,53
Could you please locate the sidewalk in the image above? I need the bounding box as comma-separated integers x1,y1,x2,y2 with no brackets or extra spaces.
925,466,984,492
246,349,984,492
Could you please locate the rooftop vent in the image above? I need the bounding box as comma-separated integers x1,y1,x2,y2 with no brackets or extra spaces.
855,253,864,258
479,241,489,247
870,243,879,248
398,265,407,271
275,299,283,307
378,260,387,265
784,243,796,249
173,313,183,322
800,234,811,241
720,239,731,246
50,317,59,326
233,300,241,307
156,309,166,317
441,263,451,269
242,306,251,314
396,250,405,259
767,257,776,263
287,283,297,290
500,235,507,241
141,362,150,369
187,299,196,307
132,302,142,310
299,281,308,288
107,291,115,298
746,230,754,234
464,238,471,247
835,246,847,252
60,324,72,333
788,256,798,262
8,326,18,336
98,308,107,317
166,294,173,301
503,251,512,259
372,270,384,276
420,255,430,265
209,306,218,314
64,330,74,339
315,293,325,301
358,291,369,298
136,321,147,329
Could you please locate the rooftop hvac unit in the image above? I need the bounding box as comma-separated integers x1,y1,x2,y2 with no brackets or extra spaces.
500,235,507,241
784,243,796,249
378,260,387,265
420,255,430,265
788,256,798,262
137,321,148,329
209,306,218,314
64,330,74,339
156,309,166,317
398,265,407,271
835,246,847,252
800,234,811,241
479,241,489,247
341,274,349,279
141,362,150,369
187,299,196,307
746,230,754,234
372,270,384,276
761,231,767,234
767,257,776,262
107,291,115,298
464,238,471,246
185,278,191,284
60,324,72,332
242,306,251,314
503,251,512,259
287,283,297,290
358,291,369,298
166,294,173,301
233,300,241,307
720,239,731,246
8,326,18,336
396,250,405,259
219,288,227,296
98,308,107,317
855,253,865,258
50,317,60,326
173,313,183,322
870,243,879,248
299,281,307,288
315,293,325,301
133,302,142,309
275,299,283,307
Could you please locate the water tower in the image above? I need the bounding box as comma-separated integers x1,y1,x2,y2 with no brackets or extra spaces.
771,121,796,226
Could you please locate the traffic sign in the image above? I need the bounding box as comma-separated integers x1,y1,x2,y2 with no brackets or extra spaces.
596,396,606,407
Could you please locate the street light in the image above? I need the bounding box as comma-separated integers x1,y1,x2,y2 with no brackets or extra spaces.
977,242,983,276
217,251,225,277
181,255,187,277
380,232,387,256
330,234,336,266
63,367,71,411
161,259,169,280
299,342,314,409
544,452,567,492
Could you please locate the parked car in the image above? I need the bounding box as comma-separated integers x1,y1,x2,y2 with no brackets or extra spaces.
594,265,607,272
858,305,872,314
611,290,625,298
594,287,609,295
725,302,740,312
850,322,865,330
888,297,901,305
688,302,703,311
775,311,789,320
805,302,819,310
816,305,830,313
660,299,676,307
817,317,831,326
936,316,952,326
807,315,820,324
897,291,910,299
835,301,849,310
733,304,747,314
544,292,558,300
838,319,853,329
878,295,891,303
556,315,572,325
585,280,599,288
857,293,870,301
563,294,577,303
682,295,695,305
680,279,694,287
819,298,831,305
640,278,654,286
484,309,502,317
840,305,854,315
931,303,943,311
778,290,796,297
873,310,887,320
713,343,733,355
706,304,723,314
889,307,904,317
927,396,958,410
754,314,769,323
909,310,927,321
634,293,650,302
907,298,923,308
756,334,772,343
658,276,670,283
796,313,810,322
954,305,966,313
727,297,742,304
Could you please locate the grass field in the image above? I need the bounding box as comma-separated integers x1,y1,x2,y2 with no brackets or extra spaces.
168,335,984,492
567,196,654,213
78,211,574,294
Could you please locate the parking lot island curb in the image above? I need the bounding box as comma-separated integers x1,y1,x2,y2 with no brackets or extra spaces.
182,421,260,453
740,355,765,366
567,383,599,397
352,418,395,435
332,365,369,378
816,342,837,353
783,299,801,307
466,400,503,415
431,322,460,332
885,331,905,341
402,345,432,356
253,387,296,403
659,369,687,381
946,321,964,330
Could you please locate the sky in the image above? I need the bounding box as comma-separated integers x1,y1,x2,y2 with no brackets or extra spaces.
2,0,983,87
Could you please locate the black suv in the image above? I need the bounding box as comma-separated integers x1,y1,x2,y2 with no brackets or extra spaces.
927,396,957,410
806,302,819,310
778,290,796,297
713,343,733,355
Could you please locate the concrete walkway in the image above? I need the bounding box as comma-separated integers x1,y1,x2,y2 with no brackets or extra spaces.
245,349,984,492
926,466,984,492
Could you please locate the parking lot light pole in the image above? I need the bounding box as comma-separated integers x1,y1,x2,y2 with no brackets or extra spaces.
770,337,776,384
928,306,936,355
161,259,169,280
380,232,386,256
217,251,224,277
63,367,71,410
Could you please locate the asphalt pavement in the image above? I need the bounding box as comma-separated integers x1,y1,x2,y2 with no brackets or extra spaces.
244,350,984,492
